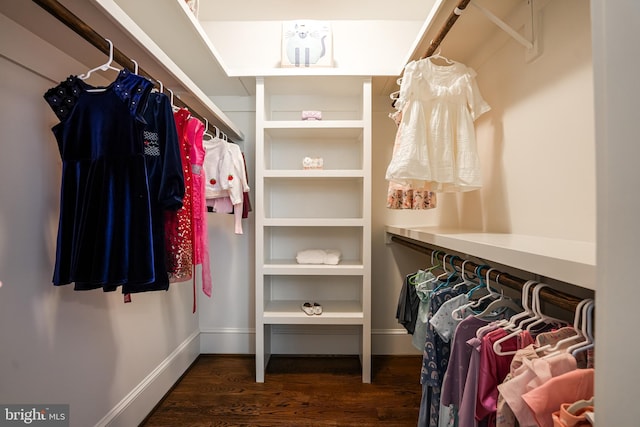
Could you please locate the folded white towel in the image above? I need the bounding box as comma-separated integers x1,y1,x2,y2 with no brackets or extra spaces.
296,249,342,265
323,249,341,265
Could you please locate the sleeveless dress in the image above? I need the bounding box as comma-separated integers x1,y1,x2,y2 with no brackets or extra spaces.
44,70,155,291
164,108,194,283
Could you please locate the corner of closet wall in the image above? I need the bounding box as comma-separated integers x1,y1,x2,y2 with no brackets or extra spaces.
454,0,595,243
198,92,257,355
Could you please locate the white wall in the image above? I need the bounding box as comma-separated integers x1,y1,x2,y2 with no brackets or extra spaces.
198,96,257,354
471,0,595,242
0,15,199,427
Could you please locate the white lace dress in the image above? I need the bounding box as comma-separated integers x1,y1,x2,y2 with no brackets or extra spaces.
385,58,490,192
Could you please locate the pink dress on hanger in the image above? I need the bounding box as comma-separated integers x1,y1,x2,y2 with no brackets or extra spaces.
165,108,194,283
187,117,212,297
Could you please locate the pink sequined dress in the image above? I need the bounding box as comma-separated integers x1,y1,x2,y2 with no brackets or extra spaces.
165,108,194,283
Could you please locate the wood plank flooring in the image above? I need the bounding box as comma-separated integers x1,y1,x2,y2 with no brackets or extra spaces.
141,355,423,427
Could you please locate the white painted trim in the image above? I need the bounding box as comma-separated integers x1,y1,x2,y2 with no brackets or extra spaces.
95,331,200,427
200,328,255,354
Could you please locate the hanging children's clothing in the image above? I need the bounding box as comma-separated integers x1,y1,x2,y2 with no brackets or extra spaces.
187,116,213,298
386,109,438,210
203,135,250,234
386,57,491,192
121,90,184,294
44,70,156,290
165,108,194,283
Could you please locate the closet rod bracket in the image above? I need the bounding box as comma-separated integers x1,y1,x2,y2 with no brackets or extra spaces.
470,0,542,63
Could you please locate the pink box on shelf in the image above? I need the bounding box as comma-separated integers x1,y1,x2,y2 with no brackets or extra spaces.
302,110,322,120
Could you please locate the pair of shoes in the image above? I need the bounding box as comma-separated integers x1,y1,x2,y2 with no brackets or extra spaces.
301,302,322,316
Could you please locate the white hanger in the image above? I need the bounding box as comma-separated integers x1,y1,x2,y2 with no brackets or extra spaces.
428,48,454,65
568,299,594,357
156,79,164,94
453,259,475,291
131,59,139,74
203,118,215,141
500,280,538,331
467,267,501,309
79,38,120,80
451,265,495,321
474,279,536,338
473,273,523,319
166,88,180,112
524,284,565,332
537,298,592,357
492,283,549,356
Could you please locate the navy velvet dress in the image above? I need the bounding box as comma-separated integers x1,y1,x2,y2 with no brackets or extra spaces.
121,91,185,294
44,70,155,291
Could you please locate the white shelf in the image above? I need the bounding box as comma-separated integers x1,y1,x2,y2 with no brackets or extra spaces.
263,300,364,325
264,120,365,130
263,260,364,276
264,218,365,227
264,170,364,178
385,225,596,290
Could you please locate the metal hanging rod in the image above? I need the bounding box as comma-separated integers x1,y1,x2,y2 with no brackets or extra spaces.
422,0,472,59
389,234,590,313
31,0,237,142
421,0,539,60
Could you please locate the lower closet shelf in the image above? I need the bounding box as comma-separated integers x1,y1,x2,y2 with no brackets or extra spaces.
263,300,364,325
263,260,364,275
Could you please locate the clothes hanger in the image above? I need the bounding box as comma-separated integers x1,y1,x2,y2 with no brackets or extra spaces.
453,259,476,291
537,298,592,357
427,48,454,65
166,88,180,112
451,265,493,320
474,279,535,338
409,250,442,287
492,282,550,356
524,283,566,333
79,38,120,80
429,254,459,293
154,79,164,95
568,299,594,357
473,273,523,319
131,59,139,74
203,119,215,141
466,266,499,308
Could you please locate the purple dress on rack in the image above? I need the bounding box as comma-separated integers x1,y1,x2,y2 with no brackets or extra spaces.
44,69,155,291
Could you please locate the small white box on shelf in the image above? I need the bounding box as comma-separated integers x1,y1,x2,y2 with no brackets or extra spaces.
302,110,322,120
302,156,323,170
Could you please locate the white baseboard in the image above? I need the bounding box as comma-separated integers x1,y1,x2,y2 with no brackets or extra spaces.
200,327,255,354
95,331,200,427
199,327,421,355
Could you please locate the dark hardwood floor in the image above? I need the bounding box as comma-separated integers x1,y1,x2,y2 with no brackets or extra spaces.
141,355,423,427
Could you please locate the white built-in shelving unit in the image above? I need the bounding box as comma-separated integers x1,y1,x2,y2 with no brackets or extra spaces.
255,76,372,383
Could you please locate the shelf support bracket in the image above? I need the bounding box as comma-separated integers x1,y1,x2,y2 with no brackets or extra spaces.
469,0,542,62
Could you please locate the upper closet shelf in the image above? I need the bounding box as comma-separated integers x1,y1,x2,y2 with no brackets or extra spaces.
91,0,244,141
385,226,596,290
